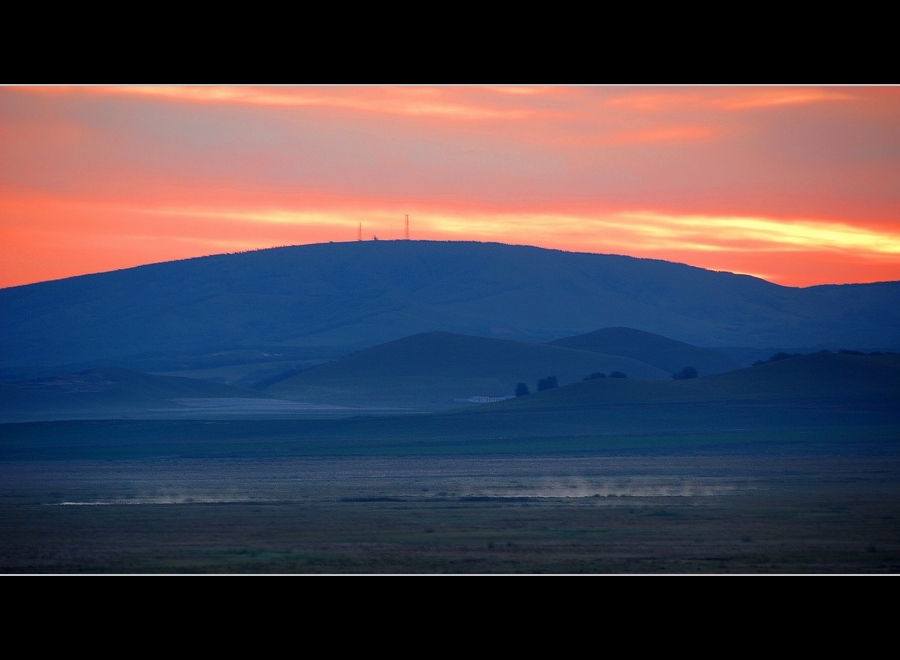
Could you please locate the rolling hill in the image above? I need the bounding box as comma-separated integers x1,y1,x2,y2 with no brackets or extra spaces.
546,326,740,376
4,353,897,461
477,352,900,411
0,367,281,422
266,331,672,409
408,351,900,445
1,240,898,380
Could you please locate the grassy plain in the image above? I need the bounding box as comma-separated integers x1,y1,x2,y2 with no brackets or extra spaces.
3,452,899,573
3,353,898,573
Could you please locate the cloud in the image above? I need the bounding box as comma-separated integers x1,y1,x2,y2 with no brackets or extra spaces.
2,86,898,288
616,211,900,255
83,85,549,122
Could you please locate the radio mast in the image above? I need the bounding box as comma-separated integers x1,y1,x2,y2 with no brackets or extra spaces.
405,214,409,240
357,222,362,241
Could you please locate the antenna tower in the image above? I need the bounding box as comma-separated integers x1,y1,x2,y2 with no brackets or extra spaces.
357,222,362,241
405,214,409,240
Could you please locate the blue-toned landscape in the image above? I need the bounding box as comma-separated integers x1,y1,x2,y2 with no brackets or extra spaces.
2,241,898,573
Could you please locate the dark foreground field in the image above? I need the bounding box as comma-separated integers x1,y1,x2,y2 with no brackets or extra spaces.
5,357,899,574
3,445,900,573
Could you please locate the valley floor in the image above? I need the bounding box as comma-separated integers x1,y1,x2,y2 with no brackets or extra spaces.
3,453,899,573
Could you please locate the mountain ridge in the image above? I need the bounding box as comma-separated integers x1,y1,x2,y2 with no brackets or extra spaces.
2,240,898,378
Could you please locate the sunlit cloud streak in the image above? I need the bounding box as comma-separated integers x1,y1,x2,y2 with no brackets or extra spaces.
614,212,900,254
72,85,557,122
606,88,857,112
2,85,898,288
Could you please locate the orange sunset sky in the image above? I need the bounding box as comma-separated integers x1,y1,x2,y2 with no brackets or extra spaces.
1,85,898,288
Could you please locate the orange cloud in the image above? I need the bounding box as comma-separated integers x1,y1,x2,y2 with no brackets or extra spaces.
715,88,857,110
54,85,552,123
2,86,897,290
8,186,896,288
606,87,856,113
613,125,718,144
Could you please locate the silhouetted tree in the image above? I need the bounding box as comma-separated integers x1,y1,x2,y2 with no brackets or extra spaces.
515,382,530,397
770,352,800,362
672,366,698,380
537,375,558,391
609,371,627,378
584,372,606,380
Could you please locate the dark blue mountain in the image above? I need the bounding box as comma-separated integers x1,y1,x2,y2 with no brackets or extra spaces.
1,240,898,378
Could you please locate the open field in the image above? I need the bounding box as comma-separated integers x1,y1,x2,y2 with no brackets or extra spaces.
3,437,900,573
3,351,898,573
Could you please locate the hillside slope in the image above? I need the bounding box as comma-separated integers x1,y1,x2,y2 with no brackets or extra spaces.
2,240,898,377
0,367,276,421
547,327,740,376
267,331,670,409
5,354,896,462
480,352,900,411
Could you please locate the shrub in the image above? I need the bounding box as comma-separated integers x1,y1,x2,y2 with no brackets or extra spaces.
537,376,558,391
769,352,801,362
755,352,803,365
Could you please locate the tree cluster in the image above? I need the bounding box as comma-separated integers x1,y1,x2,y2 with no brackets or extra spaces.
753,352,803,366
753,348,894,366
584,370,628,379
537,375,558,391
672,366,698,380
515,375,559,396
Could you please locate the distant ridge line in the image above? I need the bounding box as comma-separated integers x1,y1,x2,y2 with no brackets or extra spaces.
1,240,898,379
